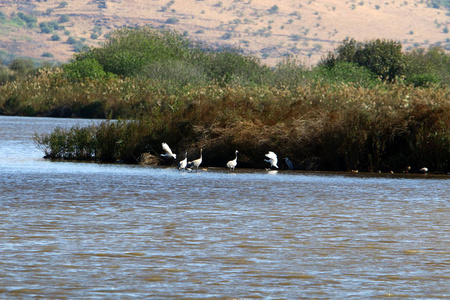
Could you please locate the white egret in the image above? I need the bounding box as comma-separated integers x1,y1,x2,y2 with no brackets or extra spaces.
284,157,294,170
227,150,238,171
419,167,428,173
161,142,176,159
178,151,188,171
187,148,202,172
265,151,278,169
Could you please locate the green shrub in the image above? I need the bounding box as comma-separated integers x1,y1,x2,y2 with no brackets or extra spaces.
221,32,232,39
58,14,69,23
17,12,37,28
140,60,208,93
166,17,179,24
0,65,14,84
314,61,380,87
63,58,111,81
9,58,35,75
266,58,308,88
75,27,194,77
66,36,77,44
39,22,53,34
290,34,301,41
73,41,87,52
199,48,271,86
321,38,406,82
268,5,279,14
406,73,440,87
404,46,450,86
58,1,68,8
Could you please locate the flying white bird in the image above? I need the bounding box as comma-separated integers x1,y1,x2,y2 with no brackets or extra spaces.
187,148,202,172
227,150,238,171
265,151,278,169
161,142,176,159
178,151,188,171
284,157,294,170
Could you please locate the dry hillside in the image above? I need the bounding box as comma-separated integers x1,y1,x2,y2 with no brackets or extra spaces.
0,0,449,66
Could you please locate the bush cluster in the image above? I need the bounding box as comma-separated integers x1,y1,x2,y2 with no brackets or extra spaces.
0,58,54,84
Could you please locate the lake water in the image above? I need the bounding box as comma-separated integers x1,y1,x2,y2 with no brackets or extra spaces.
0,115,449,299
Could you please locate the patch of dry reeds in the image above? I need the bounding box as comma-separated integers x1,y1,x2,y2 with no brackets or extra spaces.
33,81,450,172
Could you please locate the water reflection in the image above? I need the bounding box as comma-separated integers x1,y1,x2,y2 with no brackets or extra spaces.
0,116,449,299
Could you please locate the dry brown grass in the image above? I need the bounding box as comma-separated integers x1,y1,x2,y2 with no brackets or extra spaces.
4,65,446,172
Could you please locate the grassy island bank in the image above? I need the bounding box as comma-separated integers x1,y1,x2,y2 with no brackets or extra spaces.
1,27,449,172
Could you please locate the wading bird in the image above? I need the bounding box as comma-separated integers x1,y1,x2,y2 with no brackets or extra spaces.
178,151,188,171
187,148,202,172
161,143,176,159
265,151,278,169
284,157,294,170
419,167,428,174
227,150,238,171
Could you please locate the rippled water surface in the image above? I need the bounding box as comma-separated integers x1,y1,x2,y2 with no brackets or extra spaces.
1,116,449,299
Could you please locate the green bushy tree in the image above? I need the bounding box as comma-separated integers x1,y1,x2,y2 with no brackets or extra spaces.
321,38,406,82
200,48,271,86
75,27,194,77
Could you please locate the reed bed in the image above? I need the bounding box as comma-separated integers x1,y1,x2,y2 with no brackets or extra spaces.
31,79,450,173
0,68,167,118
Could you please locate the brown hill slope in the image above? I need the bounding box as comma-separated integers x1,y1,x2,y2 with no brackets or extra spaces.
0,0,449,66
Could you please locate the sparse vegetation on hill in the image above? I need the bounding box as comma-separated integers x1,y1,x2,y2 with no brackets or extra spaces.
0,0,449,66
427,0,450,9
0,26,443,173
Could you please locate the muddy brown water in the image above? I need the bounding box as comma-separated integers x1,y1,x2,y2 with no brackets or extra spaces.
1,116,449,299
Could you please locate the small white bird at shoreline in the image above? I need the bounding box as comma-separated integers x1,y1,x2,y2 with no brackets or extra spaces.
178,151,188,171
227,150,238,171
187,148,203,172
419,167,428,174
